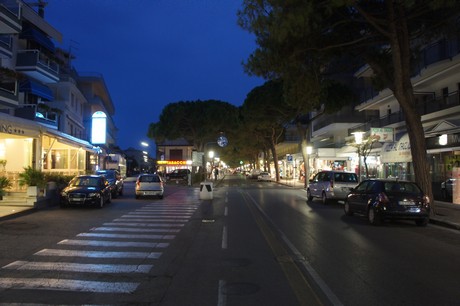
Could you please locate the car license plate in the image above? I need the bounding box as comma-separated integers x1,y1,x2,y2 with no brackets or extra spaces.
71,198,84,202
399,200,415,206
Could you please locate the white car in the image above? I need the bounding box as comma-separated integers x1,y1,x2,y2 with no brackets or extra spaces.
135,174,164,199
257,172,272,182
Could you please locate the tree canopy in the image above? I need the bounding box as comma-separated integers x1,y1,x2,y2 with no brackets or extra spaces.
147,100,239,151
238,0,460,208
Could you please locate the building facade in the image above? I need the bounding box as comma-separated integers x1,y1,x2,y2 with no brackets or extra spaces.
0,1,124,204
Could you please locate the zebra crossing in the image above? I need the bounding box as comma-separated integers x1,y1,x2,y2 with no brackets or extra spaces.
0,200,199,304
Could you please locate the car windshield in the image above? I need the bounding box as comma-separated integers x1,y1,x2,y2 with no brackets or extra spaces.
384,181,421,193
139,175,160,183
333,173,358,182
70,177,99,187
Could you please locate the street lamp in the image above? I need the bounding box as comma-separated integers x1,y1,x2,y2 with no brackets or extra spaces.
352,131,364,182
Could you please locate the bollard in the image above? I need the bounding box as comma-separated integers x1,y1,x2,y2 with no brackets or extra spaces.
199,182,213,200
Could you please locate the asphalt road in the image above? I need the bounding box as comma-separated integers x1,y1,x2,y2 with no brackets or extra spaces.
0,175,459,305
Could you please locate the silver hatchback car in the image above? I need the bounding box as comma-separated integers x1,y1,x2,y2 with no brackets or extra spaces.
135,173,164,199
307,170,359,204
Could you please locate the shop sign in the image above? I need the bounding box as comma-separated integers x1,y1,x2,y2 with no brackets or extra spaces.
157,160,188,165
371,127,394,142
381,133,411,163
0,121,37,137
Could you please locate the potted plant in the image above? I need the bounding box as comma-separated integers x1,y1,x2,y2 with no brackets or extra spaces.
0,176,12,200
18,166,46,197
0,159,6,171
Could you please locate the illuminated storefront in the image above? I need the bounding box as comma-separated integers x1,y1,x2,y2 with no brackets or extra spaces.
156,160,191,174
0,113,97,191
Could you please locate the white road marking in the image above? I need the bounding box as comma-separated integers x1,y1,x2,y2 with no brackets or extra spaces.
3,261,153,273
221,226,228,249
0,277,139,293
58,239,169,248
91,226,180,233
34,249,162,259
112,218,187,222
121,215,190,219
104,222,184,227
77,233,176,239
217,279,227,306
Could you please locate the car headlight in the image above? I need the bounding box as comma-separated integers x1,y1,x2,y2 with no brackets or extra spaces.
60,191,67,197
88,192,100,198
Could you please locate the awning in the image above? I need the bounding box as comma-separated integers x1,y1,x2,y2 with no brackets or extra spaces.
19,79,54,101
19,27,55,52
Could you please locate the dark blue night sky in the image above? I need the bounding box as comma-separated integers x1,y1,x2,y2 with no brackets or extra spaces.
45,0,263,153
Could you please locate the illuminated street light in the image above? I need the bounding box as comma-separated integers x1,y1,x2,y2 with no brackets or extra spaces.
141,141,149,147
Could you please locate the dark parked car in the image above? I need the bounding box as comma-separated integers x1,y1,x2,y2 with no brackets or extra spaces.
165,169,190,181
95,169,124,198
60,175,112,208
344,179,430,226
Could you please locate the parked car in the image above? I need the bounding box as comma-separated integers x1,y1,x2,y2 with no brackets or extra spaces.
307,170,358,204
60,175,112,208
135,173,164,199
95,169,124,198
257,172,272,181
165,169,191,182
344,179,430,226
247,169,261,179
441,178,455,199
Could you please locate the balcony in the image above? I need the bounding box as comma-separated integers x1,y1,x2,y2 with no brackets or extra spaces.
0,77,18,107
14,104,59,129
15,50,59,83
0,34,13,58
349,91,460,135
0,0,21,34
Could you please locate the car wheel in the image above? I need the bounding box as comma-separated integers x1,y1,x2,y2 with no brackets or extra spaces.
368,206,381,225
415,218,429,227
159,195,164,199
60,202,67,209
307,189,313,201
135,194,140,199
321,192,328,204
344,201,353,216
112,190,118,199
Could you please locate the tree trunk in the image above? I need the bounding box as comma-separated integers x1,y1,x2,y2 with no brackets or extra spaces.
269,139,280,182
296,122,309,188
387,1,434,214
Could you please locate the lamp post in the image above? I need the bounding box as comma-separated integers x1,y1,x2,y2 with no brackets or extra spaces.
352,132,364,182
140,141,149,173
207,150,215,181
